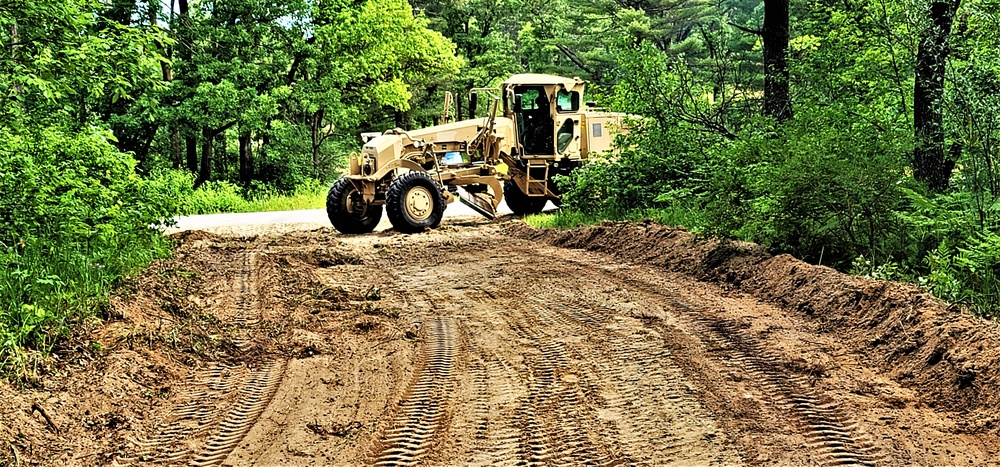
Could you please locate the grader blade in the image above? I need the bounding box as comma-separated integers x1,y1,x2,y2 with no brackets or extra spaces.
457,189,497,220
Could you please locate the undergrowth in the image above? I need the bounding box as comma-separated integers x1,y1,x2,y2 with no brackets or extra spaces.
0,129,178,381
152,170,328,215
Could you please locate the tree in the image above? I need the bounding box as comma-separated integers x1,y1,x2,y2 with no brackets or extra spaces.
762,0,790,121
285,0,462,173
913,0,961,192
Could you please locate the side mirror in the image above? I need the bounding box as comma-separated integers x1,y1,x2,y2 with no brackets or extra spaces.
469,93,478,118
513,94,523,112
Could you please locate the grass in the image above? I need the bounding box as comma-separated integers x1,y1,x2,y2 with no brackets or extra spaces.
524,210,603,229
181,180,328,215
525,205,704,231
1,232,173,380
245,189,327,212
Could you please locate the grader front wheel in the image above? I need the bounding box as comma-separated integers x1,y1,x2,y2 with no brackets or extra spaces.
386,171,445,233
326,178,382,234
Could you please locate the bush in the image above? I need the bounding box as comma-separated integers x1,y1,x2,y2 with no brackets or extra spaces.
703,108,909,268
889,189,1000,317
0,128,176,378
559,118,715,218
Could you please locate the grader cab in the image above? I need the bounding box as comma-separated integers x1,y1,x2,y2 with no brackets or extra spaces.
326,73,626,234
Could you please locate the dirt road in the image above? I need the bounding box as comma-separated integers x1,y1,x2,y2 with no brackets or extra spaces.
3,217,1000,465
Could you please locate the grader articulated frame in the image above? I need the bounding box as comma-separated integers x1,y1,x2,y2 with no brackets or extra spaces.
326,73,626,234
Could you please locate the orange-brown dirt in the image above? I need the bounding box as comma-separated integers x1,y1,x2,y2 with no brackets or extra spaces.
2,217,1000,466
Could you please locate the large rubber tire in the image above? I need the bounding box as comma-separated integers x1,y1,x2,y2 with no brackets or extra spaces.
326,178,382,234
504,179,546,215
386,171,445,233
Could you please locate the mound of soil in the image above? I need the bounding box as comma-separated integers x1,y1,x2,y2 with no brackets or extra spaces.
507,220,1000,415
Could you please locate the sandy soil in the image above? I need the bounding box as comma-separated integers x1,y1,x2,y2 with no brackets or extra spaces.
2,217,1000,466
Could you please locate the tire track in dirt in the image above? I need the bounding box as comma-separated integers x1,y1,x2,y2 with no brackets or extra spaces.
375,316,458,466
529,298,736,465
232,249,261,349
124,360,287,465
699,317,882,466
507,323,578,465
126,364,246,463
464,352,522,466
390,250,736,465
125,242,289,466
507,315,602,467
188,360,288,466
565,254,882,467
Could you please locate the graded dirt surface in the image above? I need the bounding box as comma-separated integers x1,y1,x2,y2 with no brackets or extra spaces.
3,217,1000,466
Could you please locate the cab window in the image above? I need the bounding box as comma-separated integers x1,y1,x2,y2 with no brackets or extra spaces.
516,88,542,110
556,90,580,112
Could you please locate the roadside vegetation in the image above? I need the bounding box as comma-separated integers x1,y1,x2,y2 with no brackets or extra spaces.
533,1,1000,319
3,0,999,378
0,0,459,379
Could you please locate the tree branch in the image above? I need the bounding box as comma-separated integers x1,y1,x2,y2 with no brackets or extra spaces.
555,44,594,75
727,21,763,36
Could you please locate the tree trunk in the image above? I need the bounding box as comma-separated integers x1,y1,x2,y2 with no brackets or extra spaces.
195,127,213,188
185,135,198,173
913,0,961,192
105,0,134,25
215,131,227,178
11,23,23,97
311,109,324,178
170,126,182,168
763,0,791,121
239,132,253,186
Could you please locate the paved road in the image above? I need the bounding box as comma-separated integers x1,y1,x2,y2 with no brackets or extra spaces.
165,199,555,234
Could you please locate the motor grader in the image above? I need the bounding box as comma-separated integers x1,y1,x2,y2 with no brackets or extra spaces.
326,73,627,234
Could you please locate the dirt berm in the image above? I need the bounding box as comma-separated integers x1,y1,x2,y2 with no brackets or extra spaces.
508,220,1000,419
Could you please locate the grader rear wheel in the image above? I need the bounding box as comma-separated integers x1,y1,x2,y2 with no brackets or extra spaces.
386,171,445,233
326,178,382,234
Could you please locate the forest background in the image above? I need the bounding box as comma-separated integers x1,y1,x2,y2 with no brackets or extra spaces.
2,0,998,378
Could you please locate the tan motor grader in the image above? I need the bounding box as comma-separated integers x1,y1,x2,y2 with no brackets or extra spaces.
326,73,627,234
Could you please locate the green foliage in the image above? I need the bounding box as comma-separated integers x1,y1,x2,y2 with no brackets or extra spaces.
245,179,327,213
0,0,168,124
703,106,910,267
525,211,603,229
147,170,327,215
886,189,1000,317
0,129,175,378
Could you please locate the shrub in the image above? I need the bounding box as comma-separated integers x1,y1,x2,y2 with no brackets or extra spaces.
0,128,175,378
704,107,910,267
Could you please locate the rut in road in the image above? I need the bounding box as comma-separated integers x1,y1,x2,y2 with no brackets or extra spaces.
375,316,458,466
125,360,287,465
188,360,288,466
525,298,735,465
124,244,289,466
566,254,883,467
391,254,738,466
701,317,881,466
